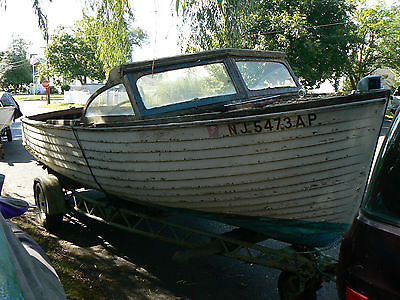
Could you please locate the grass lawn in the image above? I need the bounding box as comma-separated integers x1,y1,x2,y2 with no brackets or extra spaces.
14,94,83,110
12,214,106,300
386,109,395,119
13,94,64,101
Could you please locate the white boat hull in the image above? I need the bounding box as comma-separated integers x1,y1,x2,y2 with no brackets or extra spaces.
22,97,387,228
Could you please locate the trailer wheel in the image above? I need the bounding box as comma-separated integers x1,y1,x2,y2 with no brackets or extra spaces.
277,271,318,300
34,174,66,230
5,127,12,142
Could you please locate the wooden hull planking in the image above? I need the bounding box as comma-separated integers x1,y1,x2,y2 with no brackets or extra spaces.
22,97,387,230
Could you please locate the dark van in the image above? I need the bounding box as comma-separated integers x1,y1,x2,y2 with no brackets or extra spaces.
337,112,400,300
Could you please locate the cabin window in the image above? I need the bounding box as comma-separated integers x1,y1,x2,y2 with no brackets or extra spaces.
236,61,297,90
136,63,236,109
85,84,134,117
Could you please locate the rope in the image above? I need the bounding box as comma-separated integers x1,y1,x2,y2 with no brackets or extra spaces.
71,120,110,199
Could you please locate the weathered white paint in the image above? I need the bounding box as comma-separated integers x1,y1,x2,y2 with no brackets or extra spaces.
22,98,386,225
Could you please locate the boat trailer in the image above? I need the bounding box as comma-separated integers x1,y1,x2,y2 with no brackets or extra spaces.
33,173,338,300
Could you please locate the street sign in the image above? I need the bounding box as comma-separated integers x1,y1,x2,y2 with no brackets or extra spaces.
42,80,50,88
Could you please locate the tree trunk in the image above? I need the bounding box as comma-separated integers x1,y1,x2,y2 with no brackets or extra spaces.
349,76,357,90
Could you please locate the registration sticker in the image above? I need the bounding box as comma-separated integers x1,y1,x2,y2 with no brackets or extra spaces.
207,125,219,137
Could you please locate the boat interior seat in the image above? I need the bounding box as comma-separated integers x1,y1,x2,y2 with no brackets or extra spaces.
81,114,138,127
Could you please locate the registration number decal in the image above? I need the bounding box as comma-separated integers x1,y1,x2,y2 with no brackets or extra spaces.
227,113,317,136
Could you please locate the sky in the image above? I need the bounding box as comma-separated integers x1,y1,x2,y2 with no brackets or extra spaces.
0,0,181,61
0,0,396,62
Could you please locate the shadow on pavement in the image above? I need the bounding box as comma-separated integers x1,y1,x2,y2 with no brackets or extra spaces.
2,121,35,166
49,210,279,300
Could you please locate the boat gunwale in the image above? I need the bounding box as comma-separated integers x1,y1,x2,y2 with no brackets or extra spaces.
21,94,388,132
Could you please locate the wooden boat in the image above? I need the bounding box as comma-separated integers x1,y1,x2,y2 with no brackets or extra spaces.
21,49,389,247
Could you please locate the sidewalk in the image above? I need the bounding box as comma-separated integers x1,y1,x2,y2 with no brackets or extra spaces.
0,100,56,204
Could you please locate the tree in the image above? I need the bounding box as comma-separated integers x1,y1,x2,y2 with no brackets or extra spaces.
82,0,147,74
342,2,400,90
380,6,400,71
0,0,50,41
1,0,146,77
0,38,32,91
42,26,105,85
181,0,355,89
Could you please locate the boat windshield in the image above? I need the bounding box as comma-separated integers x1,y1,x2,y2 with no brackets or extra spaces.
85,84,134,117
136,62,236,109
235,60,297,90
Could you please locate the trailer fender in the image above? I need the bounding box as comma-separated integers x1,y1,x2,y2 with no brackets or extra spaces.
33,174,66,229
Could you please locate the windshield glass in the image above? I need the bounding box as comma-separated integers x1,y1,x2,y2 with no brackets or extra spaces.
363,115,400,225
85,84,134,117
236,60,296,90
136,63,236,109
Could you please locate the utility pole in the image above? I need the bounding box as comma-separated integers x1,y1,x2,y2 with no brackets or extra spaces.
29,54,38,94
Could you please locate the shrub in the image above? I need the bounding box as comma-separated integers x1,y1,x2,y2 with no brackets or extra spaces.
61,84,70,92
49,86,59,94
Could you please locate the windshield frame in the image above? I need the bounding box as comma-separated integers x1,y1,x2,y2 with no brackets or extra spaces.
128,58,244,117
233,57,301,97
83,50,302,120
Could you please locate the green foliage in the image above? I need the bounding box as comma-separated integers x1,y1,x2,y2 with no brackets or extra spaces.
32,0,51,42
42,26,106,85
8,0,146,82
340,76,353,92
61,84,70,92
49,86,58,94
182,0,354,88
83,0,147,74
341,2,400,89
0,38,32,91
372,4,400,81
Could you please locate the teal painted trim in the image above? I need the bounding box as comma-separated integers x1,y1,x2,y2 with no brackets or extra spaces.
160,206,349,247
211,214,349,247
81,190,349,248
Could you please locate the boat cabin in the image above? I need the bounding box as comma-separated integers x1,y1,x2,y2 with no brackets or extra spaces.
81,49,303,125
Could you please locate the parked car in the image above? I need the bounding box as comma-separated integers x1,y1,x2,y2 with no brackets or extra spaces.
0,91,22,118
0,91,22,142
389,86,400,113
337,111,400,300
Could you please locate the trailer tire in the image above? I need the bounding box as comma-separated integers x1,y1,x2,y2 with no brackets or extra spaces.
277,271,318,300
34,174,66,230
